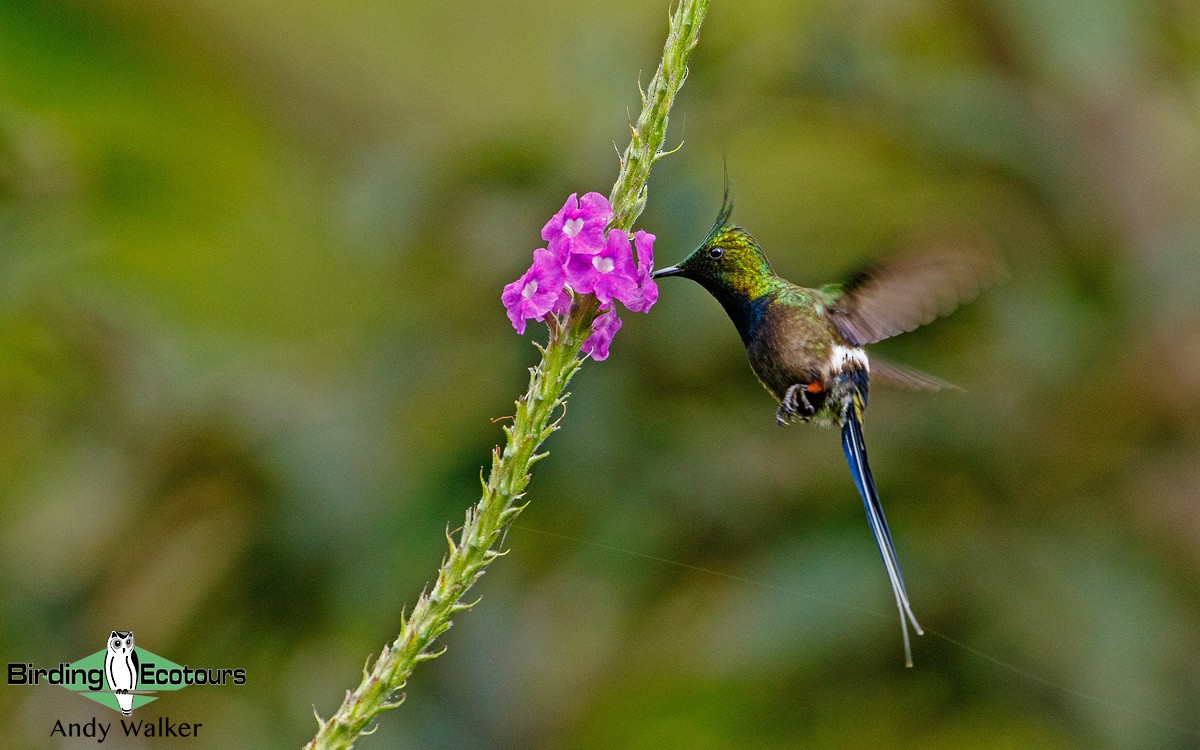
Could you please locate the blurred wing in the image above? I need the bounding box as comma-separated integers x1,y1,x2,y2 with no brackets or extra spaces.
829,247,1004,346
869,356,961,392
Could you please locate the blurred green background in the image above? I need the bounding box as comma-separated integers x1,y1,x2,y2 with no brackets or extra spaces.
3,0,1199,747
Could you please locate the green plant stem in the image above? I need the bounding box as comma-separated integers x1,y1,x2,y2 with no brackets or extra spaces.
305,2,708,748
609,0,708,231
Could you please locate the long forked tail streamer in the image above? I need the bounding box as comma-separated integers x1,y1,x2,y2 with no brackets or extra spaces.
841,406,924,666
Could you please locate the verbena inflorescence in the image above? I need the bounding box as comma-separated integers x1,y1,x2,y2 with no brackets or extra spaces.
501,192,658,359
308,2,708,746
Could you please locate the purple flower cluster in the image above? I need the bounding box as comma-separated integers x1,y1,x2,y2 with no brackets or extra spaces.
502,192,658,360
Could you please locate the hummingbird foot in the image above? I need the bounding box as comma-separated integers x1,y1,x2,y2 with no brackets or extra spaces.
777,384,817,426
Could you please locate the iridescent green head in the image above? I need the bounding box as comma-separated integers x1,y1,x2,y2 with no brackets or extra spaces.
652,196,777,300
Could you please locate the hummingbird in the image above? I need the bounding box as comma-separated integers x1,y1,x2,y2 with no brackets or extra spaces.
652,194,1000,666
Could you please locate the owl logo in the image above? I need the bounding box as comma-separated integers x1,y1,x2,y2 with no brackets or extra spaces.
104,631,139,715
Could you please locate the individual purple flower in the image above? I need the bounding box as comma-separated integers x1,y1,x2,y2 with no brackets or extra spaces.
566,228,639,306
582,304,623,361
542,192,612,260
624,229,659,314
501,247,566,334
550,286,573,316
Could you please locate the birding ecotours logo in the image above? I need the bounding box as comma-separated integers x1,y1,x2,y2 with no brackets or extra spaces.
7,630,247,715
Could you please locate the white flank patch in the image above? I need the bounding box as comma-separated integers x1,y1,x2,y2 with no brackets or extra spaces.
832,344,869,372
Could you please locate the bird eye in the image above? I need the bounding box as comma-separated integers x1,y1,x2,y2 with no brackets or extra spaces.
709,247,724,259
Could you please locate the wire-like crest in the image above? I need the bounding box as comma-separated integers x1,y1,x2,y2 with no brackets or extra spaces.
702,162,734,246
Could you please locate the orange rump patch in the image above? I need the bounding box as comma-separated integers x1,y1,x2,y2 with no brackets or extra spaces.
805,382,825,393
